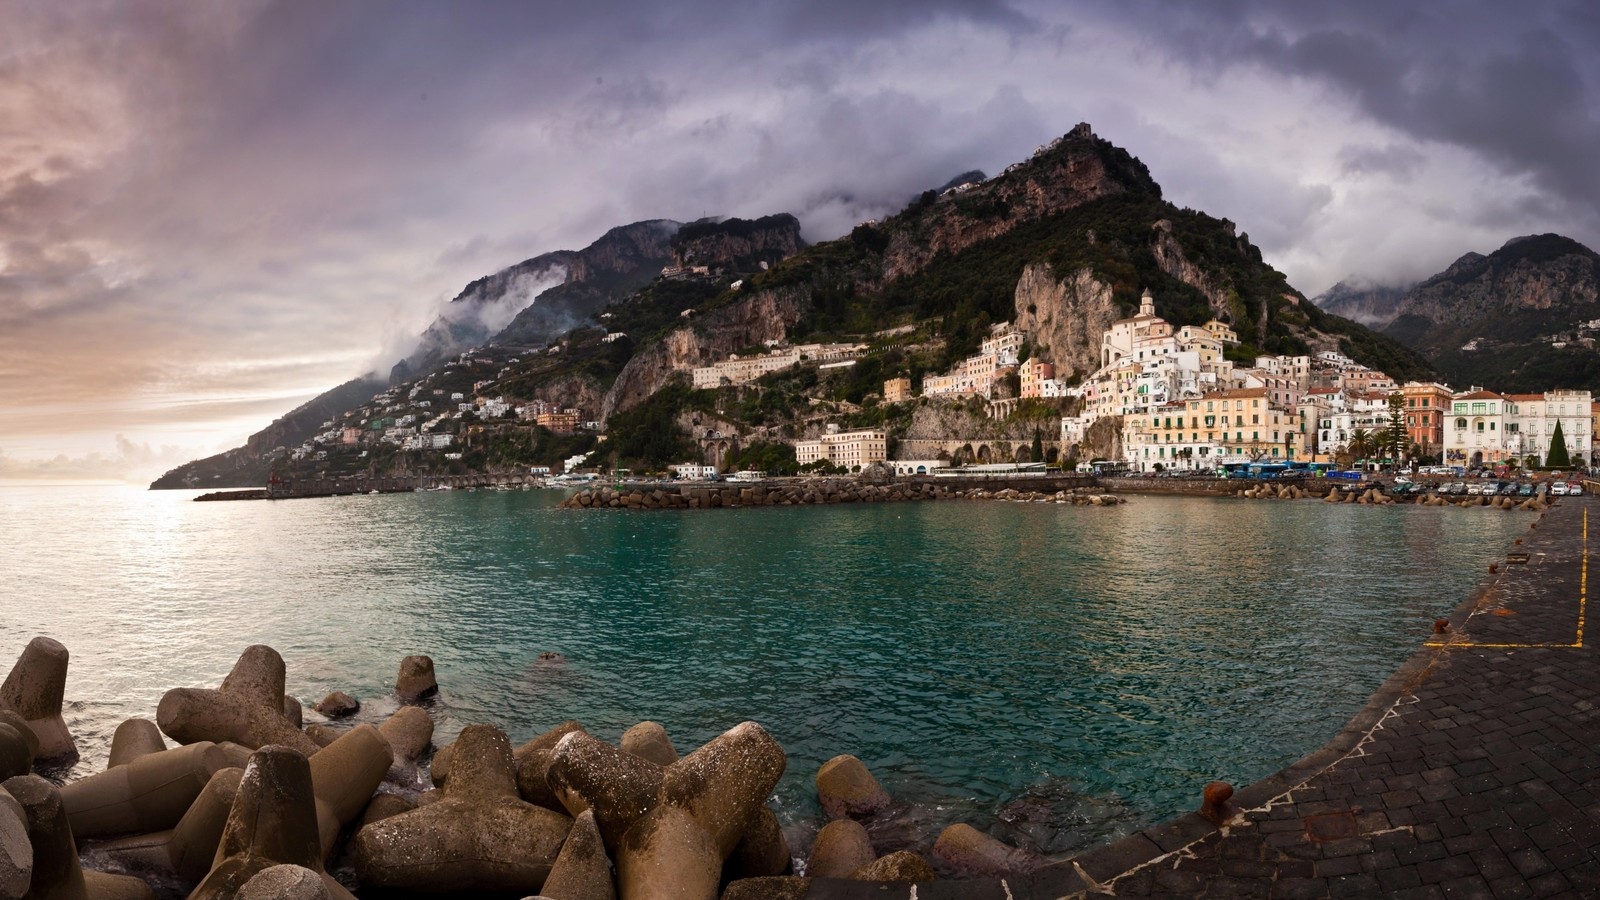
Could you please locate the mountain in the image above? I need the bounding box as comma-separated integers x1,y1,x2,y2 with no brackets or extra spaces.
1313,277,1414,328
155,122,1431,485
1328,234,1600,392
392,219,684,382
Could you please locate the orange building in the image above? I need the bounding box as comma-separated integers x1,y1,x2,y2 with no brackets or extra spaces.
1401,381,1453,458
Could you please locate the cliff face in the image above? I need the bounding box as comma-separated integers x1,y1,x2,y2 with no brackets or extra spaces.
1151,219,1233,321
600,285,812,420
670,214,805,272
1313,278,1413,328
1012,263,1121,380
880,123,1160,282
1391,238,1600,337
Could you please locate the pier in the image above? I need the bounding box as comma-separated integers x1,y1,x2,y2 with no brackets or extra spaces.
194,472,539,501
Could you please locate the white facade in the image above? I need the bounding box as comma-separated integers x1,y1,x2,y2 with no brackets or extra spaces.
794,429,888,469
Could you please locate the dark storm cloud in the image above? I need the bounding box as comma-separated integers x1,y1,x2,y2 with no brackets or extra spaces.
3,0,1598,474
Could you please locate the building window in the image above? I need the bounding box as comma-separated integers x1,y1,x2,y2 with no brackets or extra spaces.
1456,418,1467,429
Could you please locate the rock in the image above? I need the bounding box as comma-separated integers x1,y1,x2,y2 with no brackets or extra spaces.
4,774,154,898
0,637,76,762
805,818,874,878
307,724,393,860
352,723,571,894
82,871,158,900
313,692,359,718
356,793,414,830
720,877,812,900
189,746,353,900
540,809,615,900
428,740,455,788
395,655,438,702
848,849,935,882
304,724,342,748
236,864,331,900
0,727,30,782
726,806,790,880
60,741,232,839
619,721,678,766
931,822,1042,875
613,722,786,900
0,787,31,900
106,719,167,769
156,645,321,756
815,754,890,819
283,696,304,729
516,722,588,812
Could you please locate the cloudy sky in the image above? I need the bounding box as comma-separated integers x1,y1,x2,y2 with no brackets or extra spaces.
3,0,1597,479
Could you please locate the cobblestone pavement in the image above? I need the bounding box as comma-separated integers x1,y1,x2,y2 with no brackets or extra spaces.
1091,495,1600,899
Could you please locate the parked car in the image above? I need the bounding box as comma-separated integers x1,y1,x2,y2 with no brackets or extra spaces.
1447,482,1466,495
1519,483,1536,497
1569,483,1585,497
1466,483,1484,495
1499,482,1518,496
1552,483,1570,496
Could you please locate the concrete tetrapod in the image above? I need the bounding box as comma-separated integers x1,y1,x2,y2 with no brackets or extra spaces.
394,655,437,702
188,746,354,900
156,645,320,756
306,724,392,860
0,786,31,900
0,727,31,783
540,809,616,900
105,720,166,769
237,864,331,900
0,714,38,766
814,755,889,820
726,806,790,880
60,742,231,839
2,774,156,900
352,723,571,894
618,722,677,767
931,822,1042,875
544,733,664,852
0,637,77,762
804,819,874,878
95,766,243,887
604,722,786,900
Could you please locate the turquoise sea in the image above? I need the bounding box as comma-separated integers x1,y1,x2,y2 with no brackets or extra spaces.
0,484,1527,856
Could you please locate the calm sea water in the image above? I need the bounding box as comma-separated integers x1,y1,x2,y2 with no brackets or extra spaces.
0,484,1526,855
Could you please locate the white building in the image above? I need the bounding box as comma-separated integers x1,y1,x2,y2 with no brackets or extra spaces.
794,428,888,469
670,463,719,480
1504,390,1594,465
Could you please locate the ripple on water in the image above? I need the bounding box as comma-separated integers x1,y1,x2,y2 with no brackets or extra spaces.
0,485,1525,852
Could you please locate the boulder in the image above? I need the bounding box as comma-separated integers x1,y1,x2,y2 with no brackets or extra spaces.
0,787,30,900
613,722,786,900
307,724,393,859
619,721,677,767
0,637,76,762
849,849,935,882
931,822,1042,875
805,818,874,878
815,754,890,819
156,645,321,756
313,692,359,718
540,809,615,900
189,746,353,900
60,741,232,839
378,706,433,764
236,864,330,900
395,655,437,702
106,719,166,769
352,723,571,894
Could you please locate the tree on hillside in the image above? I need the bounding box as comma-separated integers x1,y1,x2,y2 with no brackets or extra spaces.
1031,428,1043,463
1547,422,1571,469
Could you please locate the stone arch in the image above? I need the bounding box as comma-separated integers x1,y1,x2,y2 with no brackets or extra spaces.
976,444,992,464
955,444,974,464
1046,446,1060,464
1013,444,1030,463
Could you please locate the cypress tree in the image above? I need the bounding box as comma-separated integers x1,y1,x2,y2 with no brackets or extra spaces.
1547,422,1571,469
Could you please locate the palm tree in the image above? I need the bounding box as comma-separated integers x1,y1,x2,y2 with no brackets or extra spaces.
1348,428,1374,464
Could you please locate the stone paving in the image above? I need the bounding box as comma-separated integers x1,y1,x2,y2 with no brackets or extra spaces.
771,495,1600,899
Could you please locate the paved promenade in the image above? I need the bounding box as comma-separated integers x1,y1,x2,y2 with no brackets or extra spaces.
777,495,1600,899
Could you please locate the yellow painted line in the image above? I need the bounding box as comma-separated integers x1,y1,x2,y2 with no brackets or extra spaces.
1428,507,1587,650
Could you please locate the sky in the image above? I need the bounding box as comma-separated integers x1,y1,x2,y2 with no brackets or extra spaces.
3,0,1598,480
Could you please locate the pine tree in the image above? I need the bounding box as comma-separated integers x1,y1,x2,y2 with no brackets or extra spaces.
1031,428,1043,463
1547,421,1571,469
1384,392,1408,465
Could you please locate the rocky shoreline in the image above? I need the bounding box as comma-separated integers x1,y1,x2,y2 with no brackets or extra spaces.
559,480,1123,510
0,639,1083,899
1232,481,1552,511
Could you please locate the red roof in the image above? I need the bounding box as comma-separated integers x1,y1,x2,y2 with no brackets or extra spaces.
1455,390,1503,401
1504,393,1544,401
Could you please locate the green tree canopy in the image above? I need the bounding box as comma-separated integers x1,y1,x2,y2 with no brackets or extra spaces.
1547,421,1571,469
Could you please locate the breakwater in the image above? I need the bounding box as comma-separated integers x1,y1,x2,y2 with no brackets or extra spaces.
558,475,1119,510
195,472,537,501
